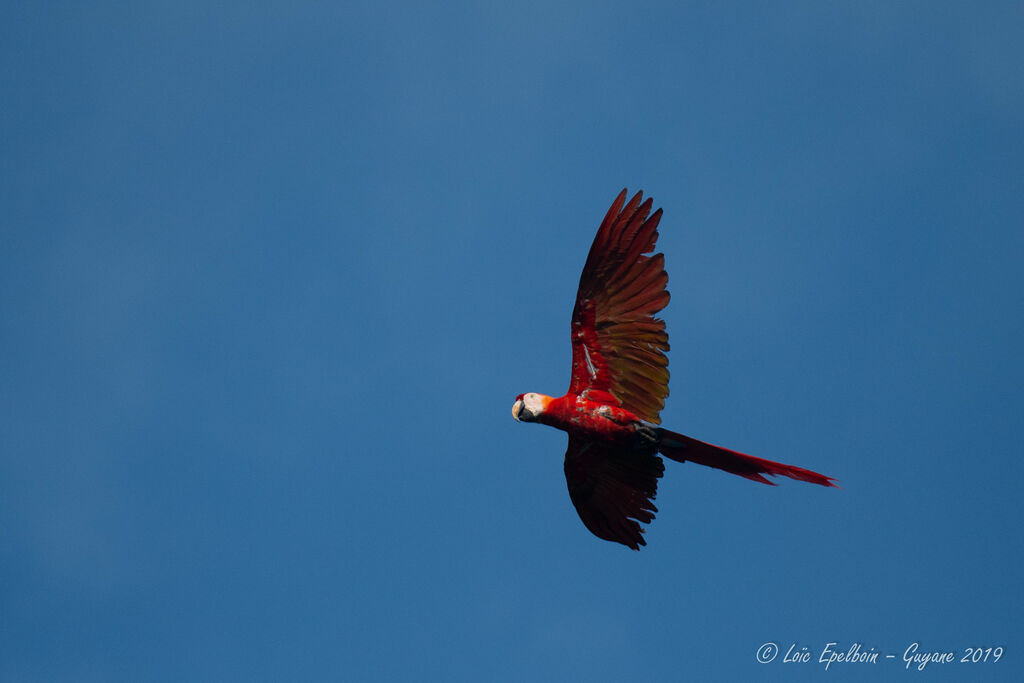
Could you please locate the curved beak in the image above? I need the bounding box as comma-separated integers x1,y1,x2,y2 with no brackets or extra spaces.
511,399,524,422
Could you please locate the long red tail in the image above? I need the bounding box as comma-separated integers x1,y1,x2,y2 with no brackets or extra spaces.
656,428,837,487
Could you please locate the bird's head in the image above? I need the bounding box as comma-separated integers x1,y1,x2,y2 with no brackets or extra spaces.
511,393,551,423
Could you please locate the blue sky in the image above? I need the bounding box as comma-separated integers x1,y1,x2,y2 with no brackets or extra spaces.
2,2,1022,681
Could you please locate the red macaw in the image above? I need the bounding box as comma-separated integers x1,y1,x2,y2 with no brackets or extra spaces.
512,189,836,550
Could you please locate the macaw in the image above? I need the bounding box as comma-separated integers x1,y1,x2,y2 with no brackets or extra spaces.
512,189,836,550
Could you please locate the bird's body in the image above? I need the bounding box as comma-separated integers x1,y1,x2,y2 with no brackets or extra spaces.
512,189,836,550
529,393,654,446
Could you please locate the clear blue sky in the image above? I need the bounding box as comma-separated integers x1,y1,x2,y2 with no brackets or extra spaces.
2,2,1021,681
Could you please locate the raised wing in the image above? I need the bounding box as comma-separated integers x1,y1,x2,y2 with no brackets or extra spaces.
569,189,670,423
563,436,664,550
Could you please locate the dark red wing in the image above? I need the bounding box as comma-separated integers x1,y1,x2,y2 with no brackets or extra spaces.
569,189,670,423
563,436,664,550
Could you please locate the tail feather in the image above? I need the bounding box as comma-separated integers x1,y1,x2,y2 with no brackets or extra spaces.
656,428,837,488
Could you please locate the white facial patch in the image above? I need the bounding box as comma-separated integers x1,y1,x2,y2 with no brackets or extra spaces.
522,393,546,416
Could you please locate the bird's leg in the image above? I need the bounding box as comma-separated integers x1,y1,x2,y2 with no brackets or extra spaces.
634,422,659,446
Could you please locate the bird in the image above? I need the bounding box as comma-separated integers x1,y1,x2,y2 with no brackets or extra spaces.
511,189,836,550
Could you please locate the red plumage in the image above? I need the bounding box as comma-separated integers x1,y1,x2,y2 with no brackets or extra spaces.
512,189,836,550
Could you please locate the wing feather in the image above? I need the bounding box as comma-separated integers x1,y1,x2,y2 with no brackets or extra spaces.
569,189,671,423
563,437,664,550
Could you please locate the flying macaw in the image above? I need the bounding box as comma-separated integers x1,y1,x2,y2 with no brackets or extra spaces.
512,189,836,550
